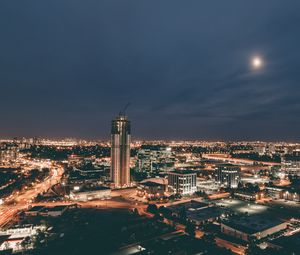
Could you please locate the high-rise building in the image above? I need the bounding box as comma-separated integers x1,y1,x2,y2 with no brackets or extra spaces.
110,113,131,188
215,164,241,188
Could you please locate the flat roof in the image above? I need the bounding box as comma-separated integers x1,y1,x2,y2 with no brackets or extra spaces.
167,200,208,214
27,206,45,212
74,186,111,193
41,205,69,212
141,178,168,185
222,215,286,234
169,170,196,175
271,232,300,248
140,181,165,187
187,206,222,222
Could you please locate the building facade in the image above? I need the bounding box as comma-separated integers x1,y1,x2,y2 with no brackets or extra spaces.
70,186,111,201
221,216,287,242
168,170,197,195
110,114,131,188
215,164,241,188
136,145,175,174
137,181,166,199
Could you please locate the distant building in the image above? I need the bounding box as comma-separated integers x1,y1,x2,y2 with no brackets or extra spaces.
67,154,85,167
253,145,266,155
221,215,287,242
110,113,131,188
282,153,300,176
215,164,241,188
136,145,175,174
168,170,197,195
265,186,300,201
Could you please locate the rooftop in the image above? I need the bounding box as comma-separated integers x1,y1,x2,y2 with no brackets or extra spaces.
73,185,111,193
169,170,196,175
41,205,69,212
27,206,45,212
222,215,286,234
187,206,223,222
140,181,165,187
167,200,209,214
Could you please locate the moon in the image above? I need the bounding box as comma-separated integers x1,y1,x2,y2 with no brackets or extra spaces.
251,56,263,69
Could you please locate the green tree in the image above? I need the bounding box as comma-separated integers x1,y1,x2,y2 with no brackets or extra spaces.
147,204,158,214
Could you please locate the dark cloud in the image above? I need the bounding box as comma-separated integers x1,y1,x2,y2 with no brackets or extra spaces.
0,1,300,140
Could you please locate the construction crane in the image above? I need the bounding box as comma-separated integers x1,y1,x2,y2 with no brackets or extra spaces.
119,102,130,116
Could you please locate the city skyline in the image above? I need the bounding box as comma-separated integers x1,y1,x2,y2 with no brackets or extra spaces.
1,2,300,255
1,1,300,141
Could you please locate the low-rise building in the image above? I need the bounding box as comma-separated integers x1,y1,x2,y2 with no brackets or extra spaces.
0,224,46,252
25,206,45,217
39,205,69,217
234,190,265,201
221,215,288,242
197,179,220,194
69,186,111,201
137,181,166,198
186,206,224,225
265,186,300,201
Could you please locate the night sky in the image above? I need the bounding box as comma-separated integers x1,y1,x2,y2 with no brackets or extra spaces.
1,1,300,141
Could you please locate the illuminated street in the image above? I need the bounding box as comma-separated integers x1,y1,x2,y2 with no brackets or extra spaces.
0,162,64,227
1,1,300,254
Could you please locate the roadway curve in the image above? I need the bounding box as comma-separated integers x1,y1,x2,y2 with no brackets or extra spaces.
0,163,64,228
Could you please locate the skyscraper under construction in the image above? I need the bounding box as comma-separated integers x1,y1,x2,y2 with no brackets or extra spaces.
110,113,131,188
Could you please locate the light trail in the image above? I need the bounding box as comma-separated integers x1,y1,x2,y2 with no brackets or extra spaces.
0,162,64,228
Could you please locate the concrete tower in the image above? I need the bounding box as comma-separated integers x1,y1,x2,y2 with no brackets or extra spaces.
110,113,131,188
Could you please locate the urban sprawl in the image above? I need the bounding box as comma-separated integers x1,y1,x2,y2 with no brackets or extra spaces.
0,114,300,254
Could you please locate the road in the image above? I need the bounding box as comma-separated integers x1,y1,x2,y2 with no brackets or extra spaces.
202,153,281,166
0,162,64,228
32,191,149,217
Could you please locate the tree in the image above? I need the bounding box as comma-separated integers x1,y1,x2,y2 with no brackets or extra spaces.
21,236,31,251
202,233,215,245
153,213,163,222
159,206,172,218
147,204,158,214
179,207,186,220
185,222,196,237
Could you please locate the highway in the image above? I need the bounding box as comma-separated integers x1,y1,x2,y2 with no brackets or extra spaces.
202,153,281,166
0,162,64,228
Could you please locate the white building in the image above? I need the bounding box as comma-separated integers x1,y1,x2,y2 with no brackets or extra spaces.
0,225,46,252
168,170,197,195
